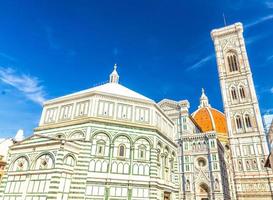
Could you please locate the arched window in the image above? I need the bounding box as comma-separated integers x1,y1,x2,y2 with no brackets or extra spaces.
215,179,219,190
70,131,84,140
35,154,54,170
144,165,149,176
246,160,250,170
261,159,265,169
227,53,239,72
198,142,201,149
91,133,110,157
252,159,257,169
64,155,76,166
231,87,238,100
111,162,117,173
186,180,190,190
236,116,243,130
239,87,246,99
89,160,95,171
245,114,252,128
118,144,125,157
12,157,29,171
238,161,242,171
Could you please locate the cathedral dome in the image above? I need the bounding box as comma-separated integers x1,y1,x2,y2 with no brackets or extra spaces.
192,89,228,142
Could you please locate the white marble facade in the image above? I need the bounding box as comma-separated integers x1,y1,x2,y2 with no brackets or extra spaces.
211,23,273,199
0,66,180,200
0,22,272,200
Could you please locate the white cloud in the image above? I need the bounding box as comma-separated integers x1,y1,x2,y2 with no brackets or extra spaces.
245,14,273,29
265,1,273,8
0,67,46,105
186,55,214,71
245,32,270,45
271,87,273,93
0,52,16,62
267,54,273,61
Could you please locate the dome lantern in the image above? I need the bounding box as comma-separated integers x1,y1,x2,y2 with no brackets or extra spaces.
192,89,228,143
109,64,119,84
199,88,211,108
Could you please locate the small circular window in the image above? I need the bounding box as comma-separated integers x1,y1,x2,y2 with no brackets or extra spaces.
197,158,206,167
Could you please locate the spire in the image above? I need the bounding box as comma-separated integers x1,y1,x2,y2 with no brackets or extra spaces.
109,64,119,84
198,88,211,108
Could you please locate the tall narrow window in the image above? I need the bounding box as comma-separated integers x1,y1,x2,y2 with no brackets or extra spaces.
138,145,146,160
246,161,250,170
252,160,257,169
231,87,238,100
233,55,239,71
238,161,242,171
185,142,188,150
239,87,246,99
236,116,243,130
96,140,105,156
227,55,232,72
261,159,265,169
215,179,219,190
211,140,215,148
245,114,252,128
198,142,201,150
118,144,125,157
227,53,239,72
186,180,190,190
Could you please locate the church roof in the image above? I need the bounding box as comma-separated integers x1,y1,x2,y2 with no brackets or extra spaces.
74,82,153,102
46,65,153,104
191,89,228,142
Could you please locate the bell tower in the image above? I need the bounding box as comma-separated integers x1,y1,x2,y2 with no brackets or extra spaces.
211,23,273,199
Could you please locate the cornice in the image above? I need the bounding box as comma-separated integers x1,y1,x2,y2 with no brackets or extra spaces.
211,22,243,41
44,91,154,106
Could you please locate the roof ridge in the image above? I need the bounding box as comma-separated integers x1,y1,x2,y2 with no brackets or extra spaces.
206,107,216,131
45,82,154,104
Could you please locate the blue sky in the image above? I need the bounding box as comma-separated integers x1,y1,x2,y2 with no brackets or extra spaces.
0,0,272,138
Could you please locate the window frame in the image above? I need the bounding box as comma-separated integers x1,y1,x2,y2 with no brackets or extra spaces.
235,116,243,130
227,52,239,72
244,114,252,128
118,144,126,158
230,87,238,101
96,140,106,157
138,145,146,160
239,87,246,99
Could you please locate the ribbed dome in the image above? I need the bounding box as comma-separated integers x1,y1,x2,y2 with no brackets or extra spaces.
192,89,228,142
192,107,227,134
